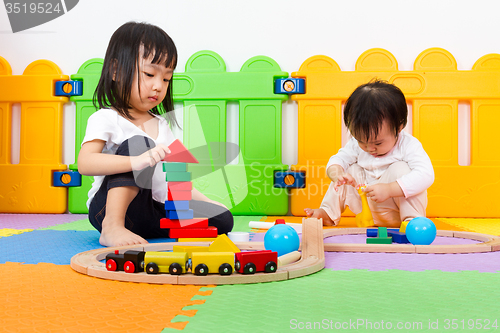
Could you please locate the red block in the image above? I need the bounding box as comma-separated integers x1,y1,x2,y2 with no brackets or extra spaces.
167,190,192,201
169,226,218,238
160,218,209,229
164,139,199,163
168,181,192,191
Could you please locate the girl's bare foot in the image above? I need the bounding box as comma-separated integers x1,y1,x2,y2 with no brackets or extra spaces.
99,217,148,247
304,208,337,226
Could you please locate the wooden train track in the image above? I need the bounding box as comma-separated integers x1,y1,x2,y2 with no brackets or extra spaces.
323,228,500,253
71,218,325,285
71,219,500,285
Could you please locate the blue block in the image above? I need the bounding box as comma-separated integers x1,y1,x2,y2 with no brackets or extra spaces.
274,171,306,188
167,209,194,220
274,78,305,94
165,200,190,211
367,228,399,237
55,80,83,96
53,171,82,187
387,229,410,244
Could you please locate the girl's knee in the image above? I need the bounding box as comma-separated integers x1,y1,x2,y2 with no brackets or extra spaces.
116,135,156,157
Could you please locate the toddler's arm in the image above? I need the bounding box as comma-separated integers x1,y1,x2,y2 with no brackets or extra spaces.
78,139,170,176
363,182,404,203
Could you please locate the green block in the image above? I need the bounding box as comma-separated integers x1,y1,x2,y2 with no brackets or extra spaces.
162,162,187,172
378,227,388,238
165,172,191,182
366,237,393,244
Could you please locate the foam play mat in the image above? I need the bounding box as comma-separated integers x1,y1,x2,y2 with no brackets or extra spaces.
1,214,500,332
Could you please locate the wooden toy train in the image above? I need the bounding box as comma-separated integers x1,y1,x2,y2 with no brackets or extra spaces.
105,249,278,276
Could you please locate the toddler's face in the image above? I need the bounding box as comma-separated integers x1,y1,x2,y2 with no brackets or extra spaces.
353,120,399,157
129,49,174,114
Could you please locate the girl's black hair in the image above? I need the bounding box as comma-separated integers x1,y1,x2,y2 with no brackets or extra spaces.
344,79,407,141
94,21,179,127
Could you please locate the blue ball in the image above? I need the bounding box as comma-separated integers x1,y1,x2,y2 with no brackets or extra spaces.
405,217,436,245
264,224,300,257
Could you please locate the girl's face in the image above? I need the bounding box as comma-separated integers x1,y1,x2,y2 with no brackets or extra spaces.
129,51,173,115
353,120,399,157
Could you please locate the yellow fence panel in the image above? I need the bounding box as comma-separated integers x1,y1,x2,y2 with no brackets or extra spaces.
291,48,500,217
0,57,68,213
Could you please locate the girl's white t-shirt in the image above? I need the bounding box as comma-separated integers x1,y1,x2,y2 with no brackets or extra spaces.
82,109,176,208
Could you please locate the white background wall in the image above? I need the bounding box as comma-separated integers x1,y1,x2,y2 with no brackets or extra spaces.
2,0,500,167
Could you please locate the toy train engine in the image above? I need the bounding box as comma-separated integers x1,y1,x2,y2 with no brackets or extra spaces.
234,250,278,274
144,251,189,275
105,250,145,273
191,252,234,276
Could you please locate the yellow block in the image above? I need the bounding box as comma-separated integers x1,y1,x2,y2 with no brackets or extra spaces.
290,48,500,217
172,245,210,258
399,221,409,233
208,234,240,253
178,238,217,242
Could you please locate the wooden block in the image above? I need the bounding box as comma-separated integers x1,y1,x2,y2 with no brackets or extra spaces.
164,200,190,211
162,162,187,172
173,245,210,257
167,190,192,201
160,218,208,229
168,181,192,191
165,172,192,182
169,226,218,238
366,237,392,244
209,234,241,253
164,139,199,163
167,209,194,220
178,238,217,243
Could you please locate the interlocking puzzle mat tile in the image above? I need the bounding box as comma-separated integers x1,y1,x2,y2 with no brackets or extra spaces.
165,269,500,333
40,217,95,231
325,251,500,273
438,218,500,235
0,213,88,229
0,262,212,332
232,215,265,232
0,230,173,265
0,228,32,238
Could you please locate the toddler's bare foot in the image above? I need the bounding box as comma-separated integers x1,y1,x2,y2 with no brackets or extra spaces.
99,218,148,247
304,208,337,226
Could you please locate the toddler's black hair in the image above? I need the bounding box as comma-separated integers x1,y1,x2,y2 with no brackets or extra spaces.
94,21,178,126
344,79,407,141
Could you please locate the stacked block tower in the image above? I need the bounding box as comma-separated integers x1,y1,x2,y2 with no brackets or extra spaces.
160,139,218,240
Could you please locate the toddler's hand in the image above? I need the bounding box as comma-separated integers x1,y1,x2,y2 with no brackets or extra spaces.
363,183,390,203
131,144,170,170
334,173,356,191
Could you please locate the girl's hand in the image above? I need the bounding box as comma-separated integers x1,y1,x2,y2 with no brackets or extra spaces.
363,184,391,203
131,144,170,170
